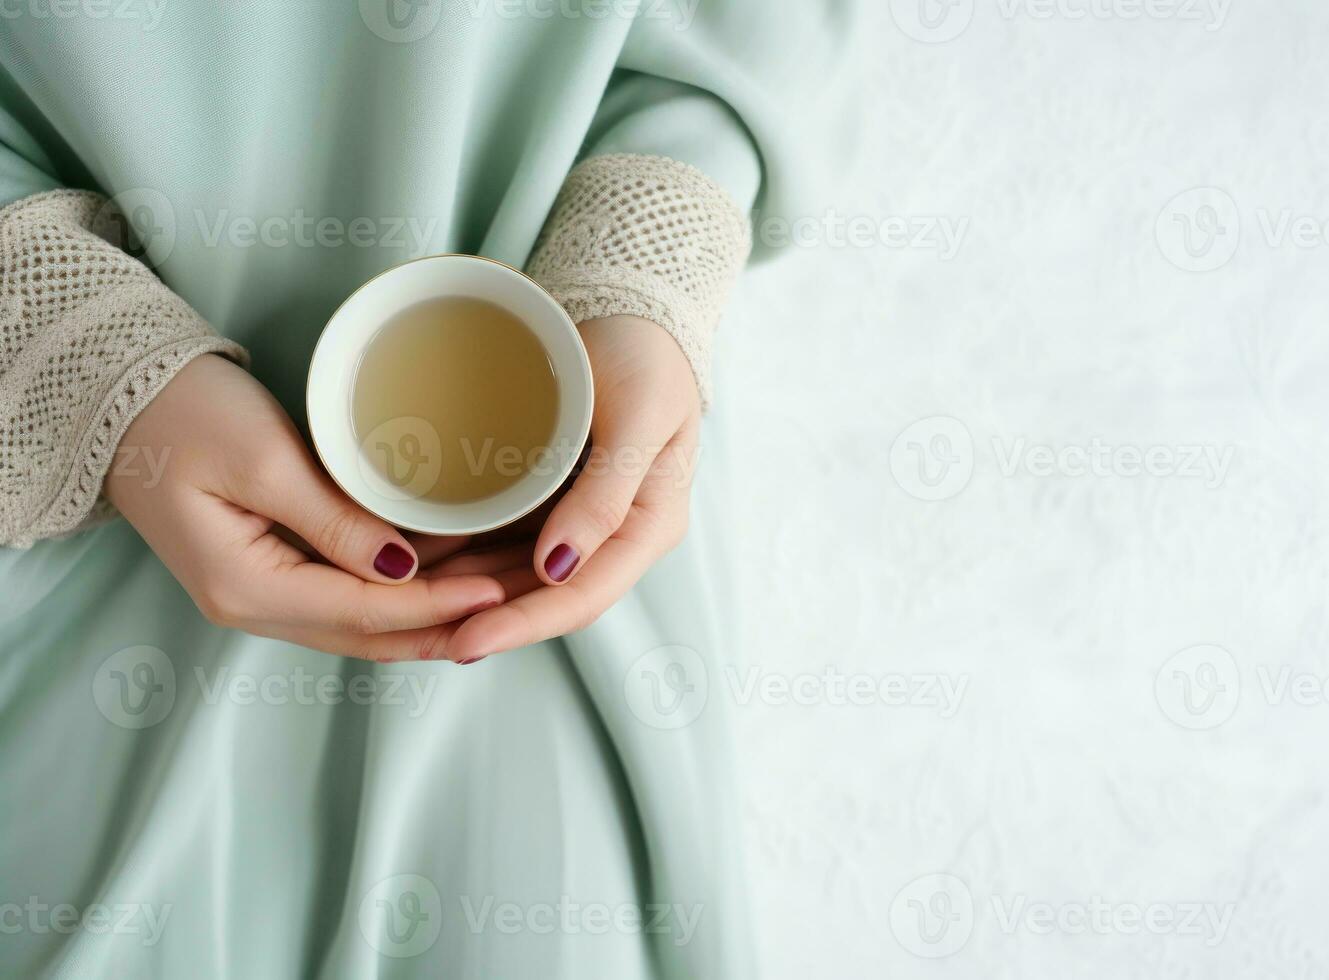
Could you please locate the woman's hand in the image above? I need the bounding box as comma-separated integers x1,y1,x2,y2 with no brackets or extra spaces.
424,315,701,662
105,355,504,661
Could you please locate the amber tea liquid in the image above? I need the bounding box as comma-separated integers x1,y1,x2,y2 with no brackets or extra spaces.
351,296,559,503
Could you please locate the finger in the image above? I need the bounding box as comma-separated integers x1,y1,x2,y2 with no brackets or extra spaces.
244,557,503,634
628,423,699,524
270,523,319,558
417,546,541,605
406,533,474,569
448,532,659,662
424,541,535,577
488,566,542,604
533,427,663,587
272,621,464,663
241,454,421,585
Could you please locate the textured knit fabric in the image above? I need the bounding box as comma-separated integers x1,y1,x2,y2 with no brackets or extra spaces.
0,189,247,548
528,153,753,408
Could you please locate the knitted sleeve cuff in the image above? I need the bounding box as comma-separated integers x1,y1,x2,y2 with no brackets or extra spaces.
0,189,249,548
525,153,753,410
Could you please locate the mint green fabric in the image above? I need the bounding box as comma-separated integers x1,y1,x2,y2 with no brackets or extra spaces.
0,5,856,977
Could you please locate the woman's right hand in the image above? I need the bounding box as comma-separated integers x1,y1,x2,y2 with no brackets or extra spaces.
104,354,504,662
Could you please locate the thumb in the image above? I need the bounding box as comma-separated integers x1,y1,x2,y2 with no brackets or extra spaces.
250,455,420,584
534,429,658,586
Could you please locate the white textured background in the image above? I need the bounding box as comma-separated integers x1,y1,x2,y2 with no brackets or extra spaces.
720,1,1329,976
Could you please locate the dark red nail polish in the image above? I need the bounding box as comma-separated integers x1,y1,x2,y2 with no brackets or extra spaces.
373,543,414,580
544,543,579,583
458,657,485,666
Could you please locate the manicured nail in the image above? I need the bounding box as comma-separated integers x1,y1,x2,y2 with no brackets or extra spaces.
458,657,485,666
544,543,579,583
373,543,414,580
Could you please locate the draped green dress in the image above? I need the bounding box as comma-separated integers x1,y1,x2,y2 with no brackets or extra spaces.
0,5,853,976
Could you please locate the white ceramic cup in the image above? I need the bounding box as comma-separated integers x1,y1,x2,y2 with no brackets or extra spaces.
307,254,594,535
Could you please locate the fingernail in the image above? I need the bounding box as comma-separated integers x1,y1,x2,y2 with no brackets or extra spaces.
544,543,579,583
458,657,485,666
373,543,414,580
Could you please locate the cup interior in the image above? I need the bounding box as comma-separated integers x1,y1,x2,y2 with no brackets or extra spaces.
307,254,593,535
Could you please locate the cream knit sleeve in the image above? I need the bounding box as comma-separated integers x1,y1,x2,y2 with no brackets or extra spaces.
525,153,753,409
0,189,248,549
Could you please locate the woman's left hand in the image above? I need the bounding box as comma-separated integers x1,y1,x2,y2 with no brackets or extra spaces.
411,314,701,662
